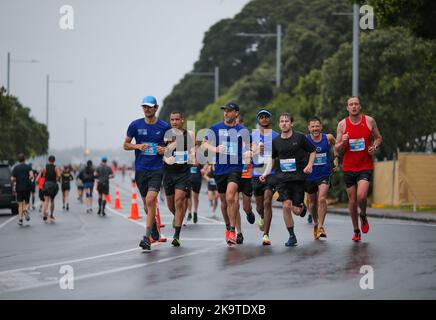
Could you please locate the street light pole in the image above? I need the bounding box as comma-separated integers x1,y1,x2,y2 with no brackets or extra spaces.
189,66,220,101
7,52,10,95
333,4,360,96
6,52,39,95
45,75,73,151
276,24,282,88
352,3,360,96
236,24,282,87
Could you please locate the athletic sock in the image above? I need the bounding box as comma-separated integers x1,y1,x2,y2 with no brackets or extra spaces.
287,227,295,236
174,226,181,239
226,224,231,231
98,198,102,209
229,226,236,233
102,200,106,210
145,227,152,238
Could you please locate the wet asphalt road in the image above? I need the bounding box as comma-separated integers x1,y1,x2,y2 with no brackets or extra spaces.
0,175,435,300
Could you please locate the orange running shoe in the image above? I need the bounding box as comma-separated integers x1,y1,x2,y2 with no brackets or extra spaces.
227,231,236,246
317,226,327,238
360,214,370,234
352,230,361,242
313,224,319,239
225,229,230,243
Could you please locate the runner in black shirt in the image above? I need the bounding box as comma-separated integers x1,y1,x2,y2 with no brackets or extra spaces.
11,154,34,226
163,111,195,247
260,113,316,247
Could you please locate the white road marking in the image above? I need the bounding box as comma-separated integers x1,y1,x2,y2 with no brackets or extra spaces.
0,244,221,295
0,216,16,229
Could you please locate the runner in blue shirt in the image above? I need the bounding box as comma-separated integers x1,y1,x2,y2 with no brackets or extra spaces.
305,117,339,240
202,102,250,246
251,109,279,245
124,96,171,252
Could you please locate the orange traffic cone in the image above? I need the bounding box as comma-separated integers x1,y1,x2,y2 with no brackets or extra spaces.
105,193,112,204
156,198,167,242
113,189,122,210
128,192,142,220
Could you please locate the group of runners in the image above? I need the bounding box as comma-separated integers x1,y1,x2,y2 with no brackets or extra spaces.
10,95,381,252
11,155,115,225
124,95,382,252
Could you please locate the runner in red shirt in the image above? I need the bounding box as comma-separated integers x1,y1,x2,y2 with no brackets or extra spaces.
335,97,382,242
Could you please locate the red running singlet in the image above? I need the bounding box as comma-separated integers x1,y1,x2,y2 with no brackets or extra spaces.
342,115,374,172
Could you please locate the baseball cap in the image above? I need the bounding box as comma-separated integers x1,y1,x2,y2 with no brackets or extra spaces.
257,109,272,118
101,156,108,162
220,102,239,111
141,96,157,107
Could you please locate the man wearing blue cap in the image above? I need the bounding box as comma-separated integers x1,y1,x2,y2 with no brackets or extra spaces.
124,96,171,252
95,156,114,216
202,102,250,246
251,108,279,245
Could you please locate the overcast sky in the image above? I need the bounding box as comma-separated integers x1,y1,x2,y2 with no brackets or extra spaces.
1,0,250,151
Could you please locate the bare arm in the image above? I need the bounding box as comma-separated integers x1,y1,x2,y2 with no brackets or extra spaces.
123,136,147,152
335,120,348,154
327,133,339,171
368,117,382,155
303,151,316,174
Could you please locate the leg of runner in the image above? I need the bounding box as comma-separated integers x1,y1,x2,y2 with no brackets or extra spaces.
49,197,55,222
65,189,70,211
97,192,102,215
255,195,264,231
226,182,239,245
317,183,329,238
357,179,370,234
17,200,24,226
213,191,219,213
187,194,192,219
346,185,360,241
43,196,49,221
283,200,297,246
172,189,187,247
242,194,255,224
262,189,274,245
218,193,231,242
236,201,243,244
307,192,319,239
193,191,199,223
62,190,66,210
101,192,107,216
145,191,159,241
166,194,176,227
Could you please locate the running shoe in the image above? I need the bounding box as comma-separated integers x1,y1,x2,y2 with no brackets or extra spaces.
256,218,265,232
225,229,230,242
171,238,181,247
227,232,236,246
102,210,106,217
97,208,101,215
307,214,313,224
285,235,298,247
317,226,327,238
187,213,192,221
43,216,47,222
236,233,244,244
62,205,65,210
352,230,361,242
18,219,23,226
360,214,370,233
246,212,255,224
313,224,319,239
24,210,30,221
300,204,307,218
262,234,271,245
66,204,69,211
193,212,198,224
151,220,160,241
139,236,151,252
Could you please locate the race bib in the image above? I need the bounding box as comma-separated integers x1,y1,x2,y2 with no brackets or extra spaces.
280,159,296,172
174,151,188,164
209,178,216,186
314,153,327,166
349,138,365,152
242,164,248,172
223,141,237,156
141,142,158,156
190,167,198,174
